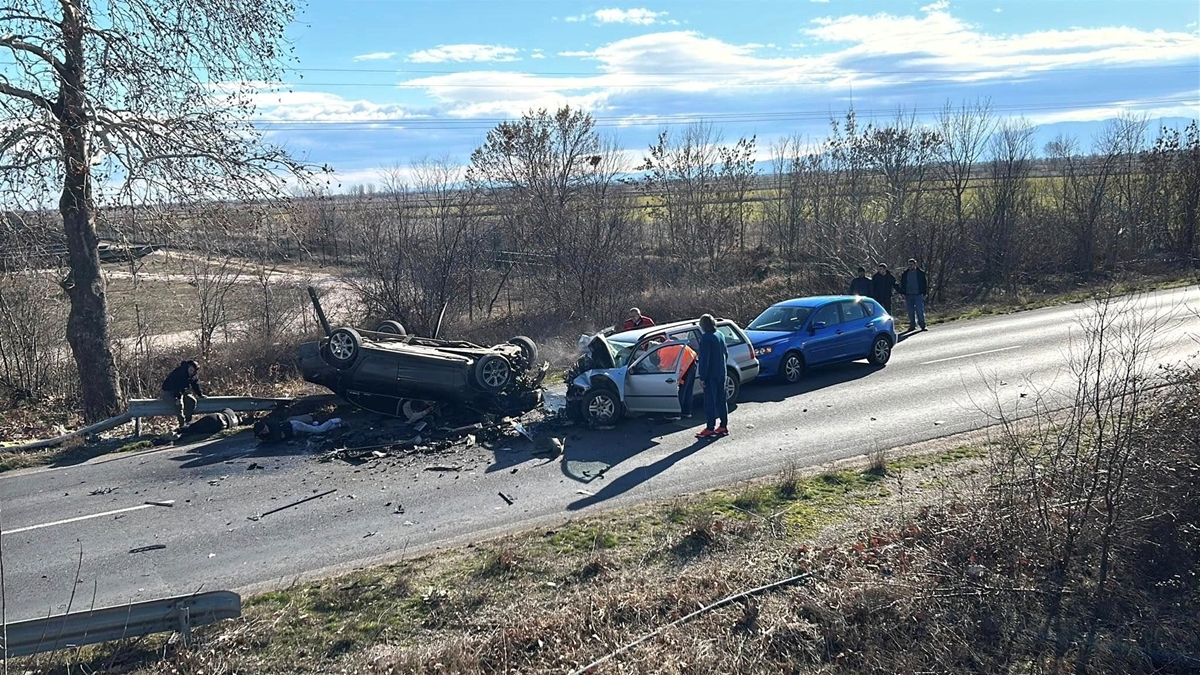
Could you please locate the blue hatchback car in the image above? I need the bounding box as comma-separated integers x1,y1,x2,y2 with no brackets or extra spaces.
745,296,897,383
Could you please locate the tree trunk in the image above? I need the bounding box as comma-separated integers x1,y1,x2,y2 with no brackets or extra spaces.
58,0,123,421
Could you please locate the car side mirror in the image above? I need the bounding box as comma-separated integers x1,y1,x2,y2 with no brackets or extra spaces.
811,321,826,331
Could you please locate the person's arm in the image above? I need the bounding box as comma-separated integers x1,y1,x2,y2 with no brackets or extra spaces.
191,378,204,397
696,337,709,375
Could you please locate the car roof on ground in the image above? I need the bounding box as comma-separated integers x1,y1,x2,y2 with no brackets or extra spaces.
773,295,867,308
607,318,734,343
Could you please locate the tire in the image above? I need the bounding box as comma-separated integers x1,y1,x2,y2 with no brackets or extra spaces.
507,336,539,365
326,327,362,370
375,320,406,336
474,354,513,391
779,351,805,384
725,368,741,405
582,388,622,426
868,334,893,366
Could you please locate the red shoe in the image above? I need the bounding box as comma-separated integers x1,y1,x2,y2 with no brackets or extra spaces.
714,426,730,436
696,429,717,439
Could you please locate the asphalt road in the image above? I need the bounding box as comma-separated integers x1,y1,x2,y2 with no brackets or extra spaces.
2,287,1197,622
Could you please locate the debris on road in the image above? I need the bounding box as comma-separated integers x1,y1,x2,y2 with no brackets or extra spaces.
498,491,515,505
89,487,119,495
144,500,175,507
128,544,166,554
246,462,263,471
248,489,337,521
424,465,462,472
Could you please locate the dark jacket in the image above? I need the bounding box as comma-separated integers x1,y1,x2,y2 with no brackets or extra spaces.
696,330,728,384
180,409,237,436
898,268,929,296
871,272,897,303
849,276,871,296
162,360,203,397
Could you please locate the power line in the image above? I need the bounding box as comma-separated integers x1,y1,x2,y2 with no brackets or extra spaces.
280,63,1199,77
245,97,1200,131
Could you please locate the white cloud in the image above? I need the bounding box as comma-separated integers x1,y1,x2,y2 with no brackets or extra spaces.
567,8,670,25
247,89,418,123
994,7,1002,12
407,44,521,63
920,0,950,12
353,51,397,62
531,52,547,59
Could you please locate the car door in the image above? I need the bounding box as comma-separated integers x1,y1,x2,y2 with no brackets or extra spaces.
839,299,874,359
623,342,685,414
806,302,844,364
716,323,757,382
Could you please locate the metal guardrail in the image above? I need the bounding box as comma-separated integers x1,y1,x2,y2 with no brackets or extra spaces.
1,590,241,658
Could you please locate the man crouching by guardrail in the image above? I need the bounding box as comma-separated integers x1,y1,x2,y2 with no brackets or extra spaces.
161,359,205,430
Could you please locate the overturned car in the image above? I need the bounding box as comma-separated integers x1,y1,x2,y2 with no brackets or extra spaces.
297,290,548,416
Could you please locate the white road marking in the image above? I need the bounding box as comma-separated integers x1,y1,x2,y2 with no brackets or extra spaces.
2,501,172,535
921,345,1023,365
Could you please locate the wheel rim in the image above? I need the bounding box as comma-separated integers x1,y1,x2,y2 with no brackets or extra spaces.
725,374,736,401
482,358,511,388
784,355,802,382
873,339,891,363
588,393,615,423
329,333,355,360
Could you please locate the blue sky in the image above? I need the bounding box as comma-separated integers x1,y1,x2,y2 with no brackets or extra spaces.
248,0,1200,187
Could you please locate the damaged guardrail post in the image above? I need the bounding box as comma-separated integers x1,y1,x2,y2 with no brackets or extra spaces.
1,590,241,658
308,285,332,336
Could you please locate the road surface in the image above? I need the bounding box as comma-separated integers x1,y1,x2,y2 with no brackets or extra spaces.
2,287,1197,621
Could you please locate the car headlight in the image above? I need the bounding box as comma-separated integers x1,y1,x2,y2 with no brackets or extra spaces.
754,346,773,356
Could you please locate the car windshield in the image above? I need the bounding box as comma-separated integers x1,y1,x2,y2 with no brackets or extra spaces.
608,337,641,367
748,306,812,331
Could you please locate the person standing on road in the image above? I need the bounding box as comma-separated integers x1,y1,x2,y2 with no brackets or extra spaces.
899,258,929,332
696,314,729,438
871,263,898,315
622,307,655,332
849,266,871,296
160,359,205,428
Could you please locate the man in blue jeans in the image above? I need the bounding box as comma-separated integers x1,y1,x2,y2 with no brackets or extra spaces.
696,314,729,438
898,258,928,332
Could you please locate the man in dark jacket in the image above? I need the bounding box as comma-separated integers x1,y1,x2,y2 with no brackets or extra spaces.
161,359,204,427
849,266,871,296
696,314,729,438
178,409,238,436
898,258,929,332
871,263,898,315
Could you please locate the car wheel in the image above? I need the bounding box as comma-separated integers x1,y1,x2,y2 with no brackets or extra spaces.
780,351,805,384
326,328,362,370
868,335,893,366
583,388,621,426
474,354,513,391
375,320,406,336
725,368,741,405
507,335,539,365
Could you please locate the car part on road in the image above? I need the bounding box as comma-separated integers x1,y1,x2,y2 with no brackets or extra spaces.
248,489,337,521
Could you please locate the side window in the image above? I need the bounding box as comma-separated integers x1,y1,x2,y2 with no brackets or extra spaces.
716,325,745,346
668,329,700,349
632,345,682,375
812,303,841,327
861,300,876,317
841,301,867,321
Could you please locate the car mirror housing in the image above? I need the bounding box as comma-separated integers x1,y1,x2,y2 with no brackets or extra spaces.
811,321,826,331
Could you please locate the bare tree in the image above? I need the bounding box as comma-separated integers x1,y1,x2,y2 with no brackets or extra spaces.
0,0,309,420
977,118,1036,293
933,99,994,300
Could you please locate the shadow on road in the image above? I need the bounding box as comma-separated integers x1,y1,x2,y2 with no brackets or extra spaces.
739,361,881,404
169,430,311,469
566,438,712,511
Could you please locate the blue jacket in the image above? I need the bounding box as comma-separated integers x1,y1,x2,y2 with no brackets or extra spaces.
696,330,728,384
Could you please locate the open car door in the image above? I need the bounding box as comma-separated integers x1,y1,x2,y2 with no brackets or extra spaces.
623,341,685,414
